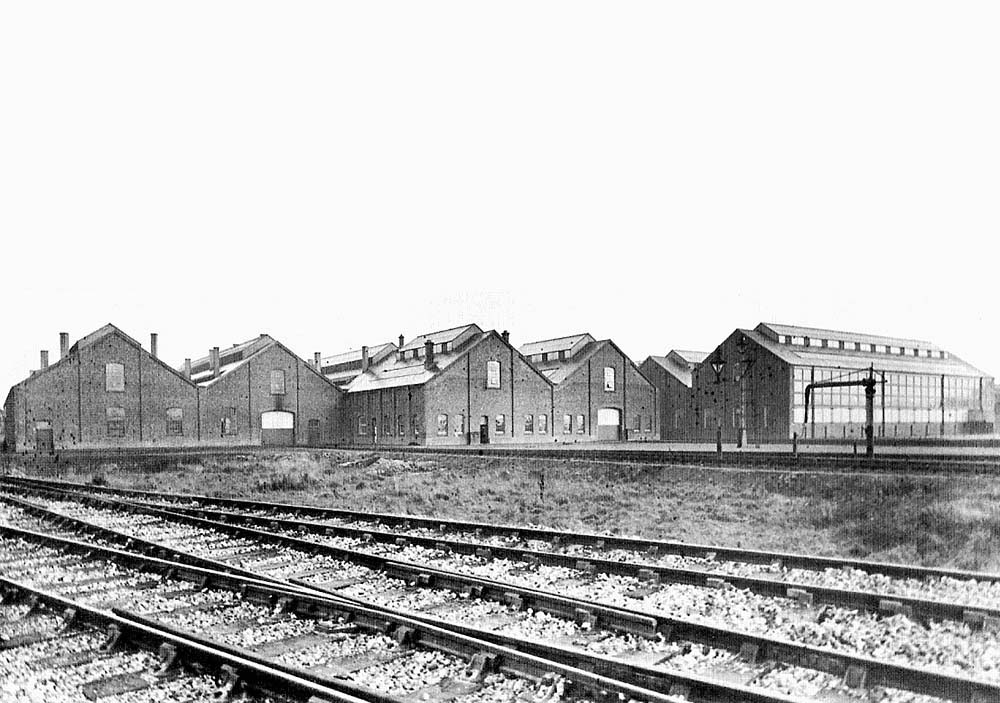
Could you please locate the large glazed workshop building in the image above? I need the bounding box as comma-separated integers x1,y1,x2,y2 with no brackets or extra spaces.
339,324,556,446
3,324,342,452
520,334,659,441
683,323,995,443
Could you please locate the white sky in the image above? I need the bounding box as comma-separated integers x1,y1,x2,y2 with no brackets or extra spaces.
2,2,998,394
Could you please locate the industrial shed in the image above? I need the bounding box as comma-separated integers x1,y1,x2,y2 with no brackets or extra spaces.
640,350,707,440
183,336,343,447
684,323,995,444
520,334,658,441
3,325,199,452
320,342,397,389
342,324,554,446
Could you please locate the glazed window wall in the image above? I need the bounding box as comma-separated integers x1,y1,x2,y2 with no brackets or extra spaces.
792,367,982,425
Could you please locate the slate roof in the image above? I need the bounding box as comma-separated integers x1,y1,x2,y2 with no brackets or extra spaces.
758,323,941,353
519,334,594,359
185,335,275,378
346,326,487,392
645,349,708,387
743,327,989,378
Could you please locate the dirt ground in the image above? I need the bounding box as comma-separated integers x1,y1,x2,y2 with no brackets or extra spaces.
20,449,1000,571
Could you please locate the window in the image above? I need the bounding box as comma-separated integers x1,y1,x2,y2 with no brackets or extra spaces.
486,360,501,389
541,353,549,362
645,415,652,432
357,416,367,435
674,409,682,429
635,414,643,431
436,414,448,436
524,414,534,433
495,414,506,434
454,414,465,436
397,414,405,436
537,414,548,433
384,414,392,436
105,363,125,392
563,414,572,434
270,370,286,395
603,367,615,392
222,407,237,435
411,414,421,437
576,414,585,434
762,407,768,429
106,406,125,438
558,350,566,360
166,408,183,436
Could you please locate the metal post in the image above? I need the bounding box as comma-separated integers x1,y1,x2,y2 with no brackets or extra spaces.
865,378,876,457
792,432,798,455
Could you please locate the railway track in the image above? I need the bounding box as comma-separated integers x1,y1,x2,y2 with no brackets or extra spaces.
0,519,816,703
0,527,698,703
12,476,997,617
2,485,997,702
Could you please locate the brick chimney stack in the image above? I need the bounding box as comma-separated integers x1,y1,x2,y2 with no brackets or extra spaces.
501,330,510,344
40,350,49,370
361,345,370,372
210,347,221,379
60,333,69,359
424,340,435,370
150,333,158,359
184,358,192,380
398,334,404,348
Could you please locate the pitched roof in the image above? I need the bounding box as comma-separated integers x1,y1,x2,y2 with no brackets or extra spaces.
399,324,481,353
184,335,275,377
645,349,707,387
742,328,989,378
347,328,488,392
758,323,940,353
68,323,142,355
321,342,395,368
519,334,594,358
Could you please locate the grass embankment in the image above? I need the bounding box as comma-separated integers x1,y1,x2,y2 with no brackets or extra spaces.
23,450,1000,571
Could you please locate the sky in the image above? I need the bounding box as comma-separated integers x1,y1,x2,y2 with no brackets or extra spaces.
1,2,998,394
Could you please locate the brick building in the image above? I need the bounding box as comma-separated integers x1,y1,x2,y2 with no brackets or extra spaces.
520,334,658,441
639,350,707,440
342,324,554,446
3,324,342,453
682,323,995,443
183,336,342,447
3,325,199,452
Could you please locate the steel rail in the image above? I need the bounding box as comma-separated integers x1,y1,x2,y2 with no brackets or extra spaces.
2,487,997,703
10,474,997,585
0,575,381,703
0,523,807,703
6,477,997,627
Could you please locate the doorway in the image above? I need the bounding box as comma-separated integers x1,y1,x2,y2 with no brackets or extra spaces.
35,421,54,453
597,408,621,441
261,411,295,446
479,415,489,444
307,419,321,446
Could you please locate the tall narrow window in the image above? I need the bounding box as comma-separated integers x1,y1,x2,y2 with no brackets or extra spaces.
524,414,534,433
486,360,501,389
437,414,449,436
537,414,548,433
603,367,615,392
106,363,125,392
495,414,506,434
397,415,405,436
222,407,237,435
563,414,572,434
166,408,183,436
357,415,367,435
270,369,286,395
576,414,585,434
645,415,652,432
106,407,125,438
454,414,465,436
383,414,392,436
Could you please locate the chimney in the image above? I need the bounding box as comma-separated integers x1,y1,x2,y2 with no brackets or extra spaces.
314,352,322,370
150,333,158,359
398,334,405,348
361,345,370,372
424,340,435,370
59,332,69,359
40,350,49,370
501,330,510,344
210,347,221,379
184,358,192,380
